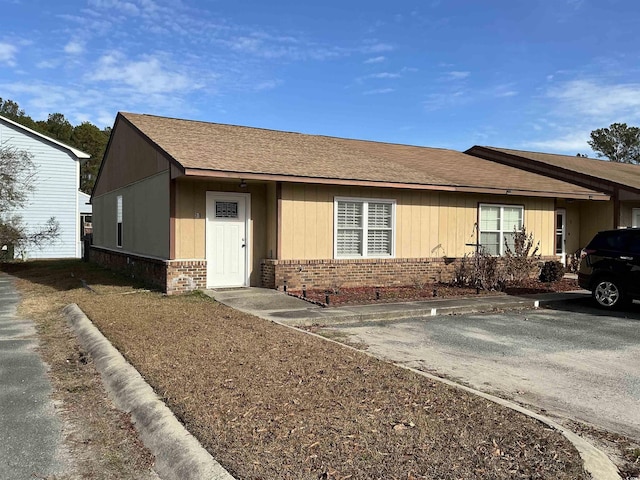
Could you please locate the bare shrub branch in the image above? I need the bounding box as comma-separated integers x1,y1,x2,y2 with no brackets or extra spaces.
0,145,60,257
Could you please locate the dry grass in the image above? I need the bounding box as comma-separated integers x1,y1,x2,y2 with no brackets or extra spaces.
3,260,589,480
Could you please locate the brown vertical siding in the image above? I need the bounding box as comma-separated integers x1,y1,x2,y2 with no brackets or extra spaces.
620,201,640,227
579,201,614,246
169,178,176,259
93,117,172,196
173,177,268,286
278,183,558,259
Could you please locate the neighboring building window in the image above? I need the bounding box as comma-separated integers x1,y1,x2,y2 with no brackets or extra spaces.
479,204,524,255
335,197,395,258
116,195,123,247
633,208,640,228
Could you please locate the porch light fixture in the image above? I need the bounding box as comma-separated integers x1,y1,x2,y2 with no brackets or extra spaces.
239,179,247,188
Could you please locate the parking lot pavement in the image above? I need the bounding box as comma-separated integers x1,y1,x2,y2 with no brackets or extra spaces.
324,297,640,441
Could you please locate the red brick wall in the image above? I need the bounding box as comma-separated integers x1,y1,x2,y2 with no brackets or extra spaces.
90,247,167,290
166,260,207,295
261,256,558,290
261,257,460,290
89,247,206,294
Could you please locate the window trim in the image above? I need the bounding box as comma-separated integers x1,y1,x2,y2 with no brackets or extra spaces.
116,195,123,248
478,203,524,256
633,208,640,228
334,196,396,259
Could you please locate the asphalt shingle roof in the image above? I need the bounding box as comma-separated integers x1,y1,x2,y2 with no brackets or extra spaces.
477,146,640,192
119,112,607,198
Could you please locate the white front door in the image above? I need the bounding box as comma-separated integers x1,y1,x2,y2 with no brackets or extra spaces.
206,193,250,288
555,209,566,264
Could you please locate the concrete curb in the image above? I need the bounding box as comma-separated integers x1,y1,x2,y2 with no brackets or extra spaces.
278,295,587,327
62,304,235,480
267,317,622,480
207,289,591,328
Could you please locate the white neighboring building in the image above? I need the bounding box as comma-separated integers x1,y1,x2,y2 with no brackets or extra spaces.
0,114,90,259
79,191,92,233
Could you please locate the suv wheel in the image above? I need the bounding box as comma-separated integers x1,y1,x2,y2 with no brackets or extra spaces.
592,278,623,309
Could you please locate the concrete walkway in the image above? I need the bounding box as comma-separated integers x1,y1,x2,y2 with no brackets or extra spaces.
206,287,591,326
0,274,67,479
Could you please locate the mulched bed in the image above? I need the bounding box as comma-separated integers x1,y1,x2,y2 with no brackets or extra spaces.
2,261,588,480
290,278,580,307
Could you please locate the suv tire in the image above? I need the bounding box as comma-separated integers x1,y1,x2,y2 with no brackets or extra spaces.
592,277,624,309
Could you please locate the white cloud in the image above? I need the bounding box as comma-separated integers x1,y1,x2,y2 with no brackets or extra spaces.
36,60,58,69
253,79,281,91
64,40,85,55
446,71,470,80
87,52,197,94
88,0,140,16
364,56,386,64
0,42,17,66
423,89,467,110
366,72,401,79
363,88,394,95
492,84,518,98
523,131,591,153
546,79,640,120
360,42,394,54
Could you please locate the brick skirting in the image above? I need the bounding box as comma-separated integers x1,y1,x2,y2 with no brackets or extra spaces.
89,247,207,295
166,260,207,295
261,257,461,290
91,249,561,293
261,256,559,290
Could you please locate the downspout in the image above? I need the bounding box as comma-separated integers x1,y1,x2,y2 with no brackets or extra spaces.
276,182,282,260
169,178,176,260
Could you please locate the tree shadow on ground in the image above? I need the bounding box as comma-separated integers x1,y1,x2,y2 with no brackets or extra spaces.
542,296,640,321
0,259,153,293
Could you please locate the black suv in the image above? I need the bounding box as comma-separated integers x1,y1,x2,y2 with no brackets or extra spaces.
578,228,640,308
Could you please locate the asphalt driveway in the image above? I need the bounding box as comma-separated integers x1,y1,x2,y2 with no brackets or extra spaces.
323,297,640,441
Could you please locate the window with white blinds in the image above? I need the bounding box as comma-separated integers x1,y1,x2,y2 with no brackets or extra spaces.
335,198,395,257
479,204,523,255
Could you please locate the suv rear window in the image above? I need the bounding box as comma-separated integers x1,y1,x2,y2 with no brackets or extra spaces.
629,232,640,255
587,231,630,251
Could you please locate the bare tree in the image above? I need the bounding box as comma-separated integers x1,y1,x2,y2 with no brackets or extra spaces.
0,145,59,258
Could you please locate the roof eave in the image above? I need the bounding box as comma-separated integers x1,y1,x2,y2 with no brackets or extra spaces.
466,145,640,195
0,114,91,159
182,168,609,200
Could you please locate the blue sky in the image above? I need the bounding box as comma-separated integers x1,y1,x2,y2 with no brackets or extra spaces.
1,0,639,155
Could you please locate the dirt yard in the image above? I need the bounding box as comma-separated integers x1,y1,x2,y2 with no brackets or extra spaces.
2,260,590,480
